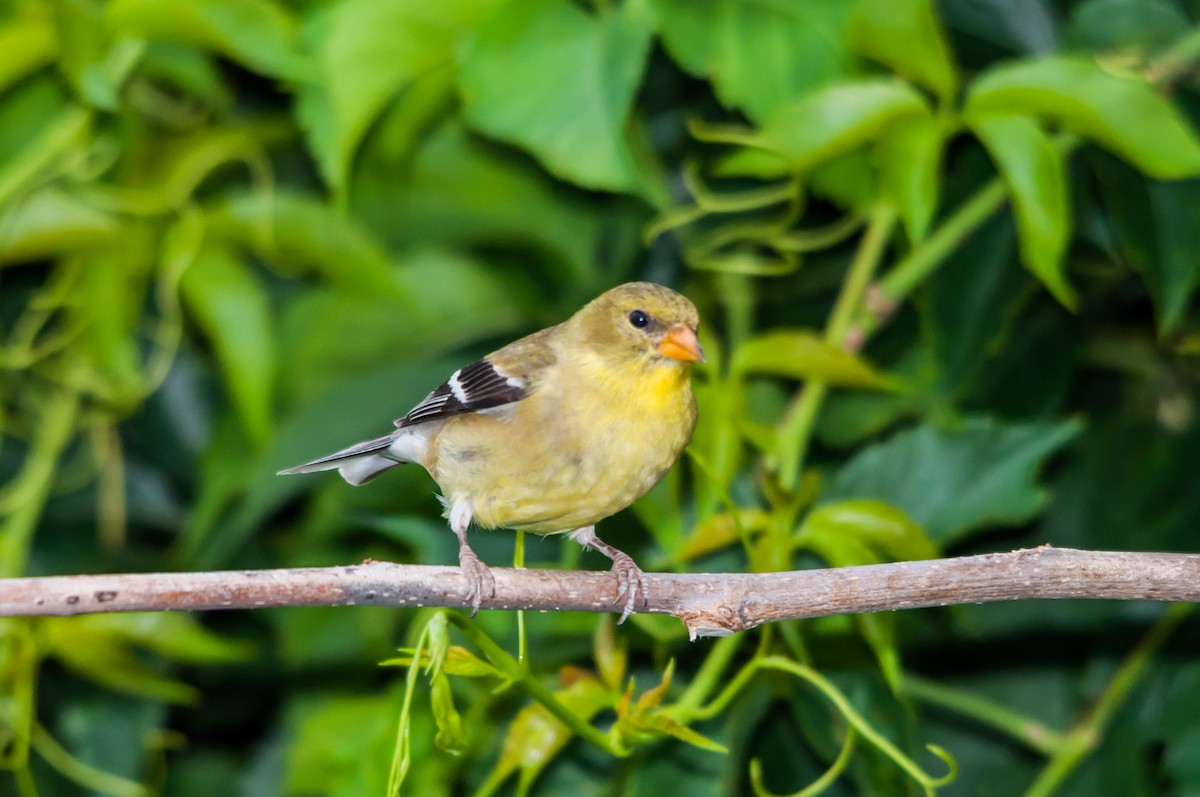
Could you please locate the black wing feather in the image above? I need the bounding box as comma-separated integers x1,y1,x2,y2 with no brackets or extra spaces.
397,359,527,428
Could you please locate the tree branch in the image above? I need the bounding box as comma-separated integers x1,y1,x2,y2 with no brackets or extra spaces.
5,546,1198,638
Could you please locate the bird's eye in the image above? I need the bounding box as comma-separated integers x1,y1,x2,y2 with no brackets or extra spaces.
628,309,649,329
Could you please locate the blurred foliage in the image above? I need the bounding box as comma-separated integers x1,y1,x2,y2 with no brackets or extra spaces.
2,0,1200,794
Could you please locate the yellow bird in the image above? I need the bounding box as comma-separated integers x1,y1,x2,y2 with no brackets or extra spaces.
279,282,704,621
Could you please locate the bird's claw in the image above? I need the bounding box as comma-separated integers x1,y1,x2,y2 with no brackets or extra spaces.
458,546,496,617
610,552,648,625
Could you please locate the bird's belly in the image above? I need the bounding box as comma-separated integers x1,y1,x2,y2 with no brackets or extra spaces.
431,376,694,533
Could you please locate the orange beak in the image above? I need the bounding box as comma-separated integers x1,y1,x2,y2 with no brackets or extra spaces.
659,323,705,363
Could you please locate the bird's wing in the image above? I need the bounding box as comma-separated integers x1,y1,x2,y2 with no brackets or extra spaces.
396,329,557,428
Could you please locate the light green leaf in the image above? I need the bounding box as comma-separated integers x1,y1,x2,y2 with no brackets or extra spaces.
876,113,944,243
733,329,894,389
105,0,311,81
0,187,118,264
650,0,854,122
754,79,928,173
799,500,940,562
44,618,200,704
205,190,404,300
356,120,602,284
296,0,494,191
458,0,653,193
180,243,275,444
823,417,1082,544
969,112,1075,308
61,614,253,663
965,57,1200,179
430,671,467,754
850,0,958,100
0,9,58,93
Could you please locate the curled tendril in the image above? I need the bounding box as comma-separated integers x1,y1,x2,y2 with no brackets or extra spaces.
749,727,856,797
756,657,957,795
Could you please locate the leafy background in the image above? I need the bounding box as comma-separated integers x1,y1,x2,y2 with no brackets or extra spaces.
2,0,1200,794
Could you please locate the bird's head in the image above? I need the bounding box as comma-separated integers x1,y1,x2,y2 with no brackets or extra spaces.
570,282,704,367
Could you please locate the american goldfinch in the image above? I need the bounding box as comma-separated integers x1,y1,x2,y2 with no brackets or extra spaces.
280,282,703,622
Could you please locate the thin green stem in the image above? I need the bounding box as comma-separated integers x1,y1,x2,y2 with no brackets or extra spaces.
750,727,856,797
448,614,626,756
514,531,527,666
1023,605,1192,797
775,203,898,489
668,634,746,718
903,675,1066,757
759,657,955,795
0,390,79,577
32,724,149,797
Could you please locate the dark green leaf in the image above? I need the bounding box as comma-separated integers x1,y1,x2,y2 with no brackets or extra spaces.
1066,0,1188,52
1090,152,1200,334
822,417,1082,544
965,57,1200,179
968,112,1074,307
458,0,653,193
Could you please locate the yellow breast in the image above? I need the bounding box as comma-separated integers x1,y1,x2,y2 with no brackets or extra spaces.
429,353,696,533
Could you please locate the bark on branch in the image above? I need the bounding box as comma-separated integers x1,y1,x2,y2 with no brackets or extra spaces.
4,546,1198,638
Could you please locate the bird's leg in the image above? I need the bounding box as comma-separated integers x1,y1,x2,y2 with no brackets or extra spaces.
569,526,648,624
449,499,495,616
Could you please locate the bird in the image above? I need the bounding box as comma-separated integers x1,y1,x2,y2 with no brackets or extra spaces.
278,282,704,622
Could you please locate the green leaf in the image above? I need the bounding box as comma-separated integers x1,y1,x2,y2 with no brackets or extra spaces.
353,120,604,285
799,500,940,562
968,112,1074,308
458,0,653,193
286,694,401,797
105,0,311,81
733,329,895,389
481,673,613,794
1090,152,1200,334
822,417,1082,544
877,112,944,243
0,187,118,265
70,614,253,663
204,190,404,300
0,9,58,94
296,0,494,191
430,671,467,754
43,618,200,704
849,0,958,100
1067,0,1188,52
650,0,854,122
276,248,527,403
965,56,1200,179
180,243,275,445
753,79,928,173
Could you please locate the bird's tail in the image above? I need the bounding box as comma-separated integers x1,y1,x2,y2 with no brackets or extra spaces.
277,433,404,486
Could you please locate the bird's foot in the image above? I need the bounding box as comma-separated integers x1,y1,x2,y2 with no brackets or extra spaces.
458,545,496,617
610,552,648,625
